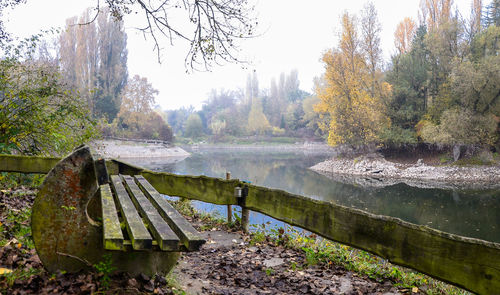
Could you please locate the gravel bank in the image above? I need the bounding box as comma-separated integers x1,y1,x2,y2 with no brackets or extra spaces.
91,139,190,158
310,154,500,189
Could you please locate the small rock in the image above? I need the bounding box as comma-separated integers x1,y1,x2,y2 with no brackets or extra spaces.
154,274,167,286
263,258,284,268
138,273,150,282
143,279,155,292
127,278,139,288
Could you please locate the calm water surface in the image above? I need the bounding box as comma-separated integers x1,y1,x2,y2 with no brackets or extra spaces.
127,150,500,243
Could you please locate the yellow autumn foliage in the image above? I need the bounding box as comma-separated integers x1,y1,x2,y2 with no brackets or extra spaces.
314,12,390,146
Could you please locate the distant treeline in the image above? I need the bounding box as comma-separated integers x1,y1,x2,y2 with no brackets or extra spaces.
164,70,326,141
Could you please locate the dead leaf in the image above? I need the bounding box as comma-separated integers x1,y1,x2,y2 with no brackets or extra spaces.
0,267,12,275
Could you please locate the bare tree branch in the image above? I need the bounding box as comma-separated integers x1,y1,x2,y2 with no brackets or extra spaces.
96,0,257,71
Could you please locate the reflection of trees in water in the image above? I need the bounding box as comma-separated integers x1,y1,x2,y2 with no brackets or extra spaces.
142,151,500,243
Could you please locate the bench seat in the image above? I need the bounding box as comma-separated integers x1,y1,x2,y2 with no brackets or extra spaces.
102,175,205,252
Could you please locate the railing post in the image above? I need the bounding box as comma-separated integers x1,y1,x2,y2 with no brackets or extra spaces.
241,207,249,233
226,172,232,224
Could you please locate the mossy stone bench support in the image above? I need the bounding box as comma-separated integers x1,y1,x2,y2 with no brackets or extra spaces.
31,146,204,276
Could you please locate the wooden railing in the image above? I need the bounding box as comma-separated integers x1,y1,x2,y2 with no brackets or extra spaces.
1,153,499,295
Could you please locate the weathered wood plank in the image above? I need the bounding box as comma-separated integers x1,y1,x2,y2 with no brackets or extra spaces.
0,154,60,174
135,175,205,251
121,175,180,251
140,169,500,295
100,184,124,251
140,170,239,205
109,175,152,250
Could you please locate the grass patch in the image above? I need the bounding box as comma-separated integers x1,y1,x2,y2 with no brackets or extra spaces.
439,154,453,164
165,271,187,295
1,268,43,287
453,155,495,166
0,207,34,249
168,198,238,231
0,173,45,189
270,227,469,295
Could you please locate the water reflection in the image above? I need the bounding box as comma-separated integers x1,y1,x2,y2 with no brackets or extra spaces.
126,150,500,243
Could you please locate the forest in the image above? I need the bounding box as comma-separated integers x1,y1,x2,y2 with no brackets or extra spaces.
1,0,499,156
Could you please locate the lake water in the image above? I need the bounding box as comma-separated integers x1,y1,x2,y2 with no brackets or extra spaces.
126,149,500,243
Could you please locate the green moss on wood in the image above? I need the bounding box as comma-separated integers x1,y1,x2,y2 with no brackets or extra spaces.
140,170,240,205
100,184,124,251
0,154,60,174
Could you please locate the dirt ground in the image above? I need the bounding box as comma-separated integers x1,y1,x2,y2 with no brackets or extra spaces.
173,229,401,295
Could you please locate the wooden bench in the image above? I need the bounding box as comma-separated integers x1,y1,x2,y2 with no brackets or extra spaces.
31,145,205,275
101,174,204,252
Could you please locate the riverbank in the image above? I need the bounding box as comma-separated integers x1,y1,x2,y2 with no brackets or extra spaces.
310,153,500,189
182,141,336,154
91,139,190,158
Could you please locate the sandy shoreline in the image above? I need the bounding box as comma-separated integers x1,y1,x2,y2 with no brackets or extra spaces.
310,154,500,190
90,139,190,158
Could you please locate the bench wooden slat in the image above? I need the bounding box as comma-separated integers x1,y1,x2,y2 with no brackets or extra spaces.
135,175,205,251
121,175,180,251
100,184,125,250
110,175,152,250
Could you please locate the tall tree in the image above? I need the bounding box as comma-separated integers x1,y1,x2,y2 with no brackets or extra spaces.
394,17,417,54
419,0,453,29
59,8,127,121
248,97,271,135
184,113,204,139
267,77,281,126
94,8,128,120
484,0,500,27
245,72,259,101
361,1,383,97
284,69,300,101
115,75,172,141
59,16,79,89
75,10,98,114
385,26,429,144
315,12,389,146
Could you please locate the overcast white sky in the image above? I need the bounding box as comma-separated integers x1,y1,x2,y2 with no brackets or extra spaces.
5,0,476,110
